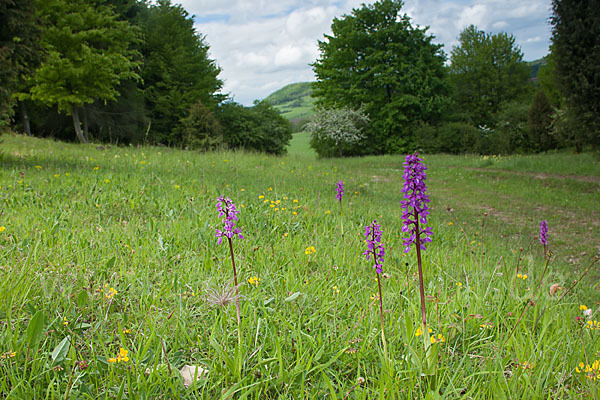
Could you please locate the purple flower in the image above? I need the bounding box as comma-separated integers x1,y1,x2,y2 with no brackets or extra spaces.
401,153,432,253
215,195,244,245
539,220,548,246
364,220,385,274
335,180,344,203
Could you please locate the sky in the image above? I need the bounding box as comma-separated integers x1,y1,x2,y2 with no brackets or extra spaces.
178,0,553,105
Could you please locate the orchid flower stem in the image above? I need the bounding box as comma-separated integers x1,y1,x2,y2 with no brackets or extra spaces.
415,210,428,351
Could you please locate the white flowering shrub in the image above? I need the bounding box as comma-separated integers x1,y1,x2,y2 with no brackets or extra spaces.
305,106,369,157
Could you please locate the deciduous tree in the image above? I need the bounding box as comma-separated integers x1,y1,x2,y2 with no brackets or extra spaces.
26,0,141,143
312,0,448,155
305,106,369,157
449,25,530,127
0,0,42,131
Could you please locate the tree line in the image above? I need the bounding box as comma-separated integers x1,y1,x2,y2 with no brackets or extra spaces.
0,0,291,154
2,0,597,156
309,0,599,156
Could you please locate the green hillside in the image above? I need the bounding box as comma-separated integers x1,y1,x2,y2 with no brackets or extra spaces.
528,57,547,80
264,82,315,123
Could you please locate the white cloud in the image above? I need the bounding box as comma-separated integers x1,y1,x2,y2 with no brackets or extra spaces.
175,0,552,105
525,36,542,43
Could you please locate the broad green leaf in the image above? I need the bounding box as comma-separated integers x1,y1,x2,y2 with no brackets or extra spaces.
26,311,46,350
51,336,71,364
284,292,302,302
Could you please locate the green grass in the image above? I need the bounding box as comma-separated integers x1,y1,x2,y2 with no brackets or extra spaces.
287,132,315,158
0,134,599,398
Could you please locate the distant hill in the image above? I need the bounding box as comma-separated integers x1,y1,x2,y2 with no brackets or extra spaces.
528,58,547,81
263,82,315,124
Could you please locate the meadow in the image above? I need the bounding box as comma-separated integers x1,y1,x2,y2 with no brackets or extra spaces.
0,133,599,399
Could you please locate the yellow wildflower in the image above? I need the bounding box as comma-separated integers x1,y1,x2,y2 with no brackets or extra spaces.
104,287,117,299
118,348,129,362
304,246,316,255
258,195,264,199
430,334,445,344
0,226,5,232
580,305,588,311
415,326,433,337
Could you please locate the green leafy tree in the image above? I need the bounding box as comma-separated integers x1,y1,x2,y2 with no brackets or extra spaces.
306,106,369,157
217,101,292,155
176,100,222,150
536,51,562,108
139,0,223,145
24,0,141,143
449,25,530,127
0,0,42,131
312,0,448,155
550,0,600,150
528,89,556,152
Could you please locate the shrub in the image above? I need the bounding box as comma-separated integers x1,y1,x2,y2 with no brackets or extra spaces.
176,100,223,150
306,107,369,157
217,101,292,155
528,89,556,152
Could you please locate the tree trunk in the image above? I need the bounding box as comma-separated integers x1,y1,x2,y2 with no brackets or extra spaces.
20,100,31,135
82,106,89,141
71,105,88,143
338,141,343,157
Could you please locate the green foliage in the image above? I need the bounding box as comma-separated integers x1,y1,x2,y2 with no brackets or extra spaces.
306,106,369,157
218,101,293,155
449,25,531,127
494,100,531,153
550,0,600,149
139,0,223,145
414,122,479,154
536,52,563,108
176,100,222,150
528,89,556,152
27,0,140,112
0,0,42,128
23,0,141,142
312,0,448,155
